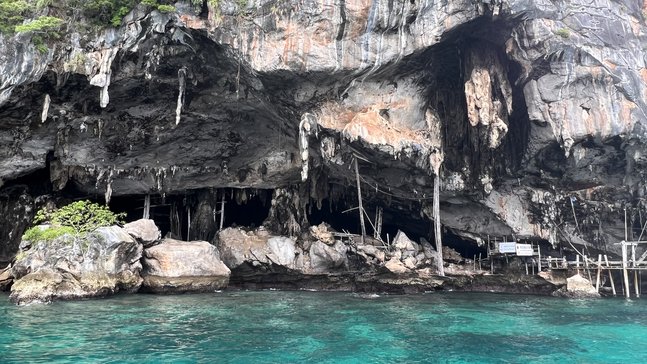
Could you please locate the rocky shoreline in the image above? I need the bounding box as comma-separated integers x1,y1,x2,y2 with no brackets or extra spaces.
1,219,604,305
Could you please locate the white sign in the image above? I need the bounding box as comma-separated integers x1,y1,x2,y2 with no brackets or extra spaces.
498,242,516,254
516,244,534,256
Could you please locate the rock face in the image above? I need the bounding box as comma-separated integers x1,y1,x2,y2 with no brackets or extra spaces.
10,226,143,304
0,264,12,291
1,1,646,280
141,239,230,293
123,219,161,247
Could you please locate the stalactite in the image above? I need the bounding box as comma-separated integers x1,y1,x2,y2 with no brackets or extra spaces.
175,67,187,125
90,48,118,108
41,94,50,123
299,113,317,181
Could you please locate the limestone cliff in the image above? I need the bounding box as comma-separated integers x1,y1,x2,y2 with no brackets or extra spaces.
1,0,647,264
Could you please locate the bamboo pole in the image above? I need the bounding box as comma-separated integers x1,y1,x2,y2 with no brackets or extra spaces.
143,194,151,219
623,242,631,299
538,245,541,272
433,173,444,276
595,254,602,292
604,255,616,296
478,253,482,271
576,255,580,274
354,158,366,244
635,270,640,298
474,255,477,271
187,207,191,241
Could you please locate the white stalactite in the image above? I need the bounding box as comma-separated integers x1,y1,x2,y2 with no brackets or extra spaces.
176,67,187,125
90,48,118,108
41,94,50,123
299,113,317,181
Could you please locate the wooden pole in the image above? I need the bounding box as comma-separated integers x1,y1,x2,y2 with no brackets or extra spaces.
622,242,631,299
525,261,529,275
374,207,383,239
584,255,593,282
490,257,494,274
478,253,482,271
538,245,541,272
474,255,477,271
143,194,151,219
635,270,640,298
595,254,602,292
187,207,191,241
625,207,628,241
219,190,225,231
604,255,616,296
432,173,444,276
576,255,580,274
354,158,366,244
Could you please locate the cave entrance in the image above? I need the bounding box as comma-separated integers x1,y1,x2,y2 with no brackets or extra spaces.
443,231,487,259
307,196,431,246
221,189,272,230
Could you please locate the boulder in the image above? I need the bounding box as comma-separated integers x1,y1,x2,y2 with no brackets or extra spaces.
564,274,600,298
141,239,230,293
123,219,161,247
309,240,348,273
384,258,410,274
0,264,12,291
217,227,304,271
393,231,420,259
310,223,335,245
10,226,143,304
356,244,386,263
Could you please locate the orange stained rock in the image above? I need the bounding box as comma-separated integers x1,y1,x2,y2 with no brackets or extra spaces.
318,103,430,150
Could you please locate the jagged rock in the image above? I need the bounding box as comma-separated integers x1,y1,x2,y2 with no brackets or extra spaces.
0,264,12,291
393,231,420,260
554,274,600,298
9,226,143,305
309,240,348,273
357,245,386,263
217,227,304,271
443,246,464,264
384,258,410,274
123,219,161,247
141,239,230,293
403,256,418,270
310,224,335,246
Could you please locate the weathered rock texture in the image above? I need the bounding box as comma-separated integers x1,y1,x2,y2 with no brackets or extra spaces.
1,1,647,266
553,273,601,298
141,238,230,293
10,226,143,304
124,219,162,247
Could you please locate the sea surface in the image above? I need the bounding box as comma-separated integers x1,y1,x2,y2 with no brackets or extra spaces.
1,291,646,363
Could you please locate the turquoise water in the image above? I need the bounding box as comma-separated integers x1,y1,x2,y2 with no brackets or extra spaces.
1,291,646,363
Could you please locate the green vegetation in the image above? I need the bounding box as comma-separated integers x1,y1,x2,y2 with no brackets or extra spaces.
554,27,571,39
0,0,31,33
14,15,63,33
22,200,125,243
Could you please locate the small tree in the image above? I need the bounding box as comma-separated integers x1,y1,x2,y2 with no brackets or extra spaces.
22,200,126,242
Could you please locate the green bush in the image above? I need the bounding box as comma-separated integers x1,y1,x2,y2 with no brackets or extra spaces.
15,15,63,33
22,225,76,242
34,200,126,235
22,200,125,243
22,200,125,245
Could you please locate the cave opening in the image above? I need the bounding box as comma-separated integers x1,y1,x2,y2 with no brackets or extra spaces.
221,190,272,230
443,231,487,259
307,195,431,247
